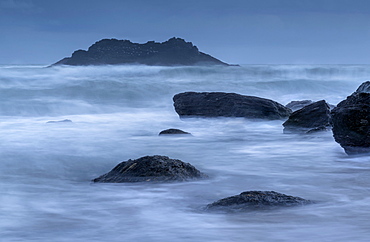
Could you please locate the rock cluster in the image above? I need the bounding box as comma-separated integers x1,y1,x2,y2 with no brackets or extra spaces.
53,37,229,66
91,81,370,213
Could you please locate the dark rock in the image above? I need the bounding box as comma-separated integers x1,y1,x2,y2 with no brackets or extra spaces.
46,119,72,124
159,128,191,136
283,100,331,134
331,83,370,154
355,81,370,93
285,100,313,112
53,37,229,66
305,125,330,134
206,191,312,211
93,155,207,183
173,92,291,120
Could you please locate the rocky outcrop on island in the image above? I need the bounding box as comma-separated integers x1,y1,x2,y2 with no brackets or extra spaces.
53,37,229,66
283,100,332,134
331,81,370,155
173,92,291,120
159,128,191,136
206,191,312,211
93,155,207,183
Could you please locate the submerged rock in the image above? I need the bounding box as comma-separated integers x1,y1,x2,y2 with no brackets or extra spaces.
331,82,370,155
93,155,207,183
159,128,191,136
46,119,73,124
285,100,313,112
206,191,312,211
173,92,291,120
52,37,229,66
283,100,331,134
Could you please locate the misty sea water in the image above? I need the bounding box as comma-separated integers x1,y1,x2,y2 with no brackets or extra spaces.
1,64,370,241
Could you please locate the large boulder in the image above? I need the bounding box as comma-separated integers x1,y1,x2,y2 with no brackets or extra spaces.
52,37,229,66
173,92,291,120
283,100,331,134
206,191,312,211
93,155,207,183
331,82,370,154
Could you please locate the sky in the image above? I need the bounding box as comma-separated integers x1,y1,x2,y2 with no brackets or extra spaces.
1,0,370,64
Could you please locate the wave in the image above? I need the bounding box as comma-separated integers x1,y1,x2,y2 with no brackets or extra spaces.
0,64,367,116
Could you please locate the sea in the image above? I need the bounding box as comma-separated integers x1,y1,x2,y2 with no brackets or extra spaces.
1,64,370,241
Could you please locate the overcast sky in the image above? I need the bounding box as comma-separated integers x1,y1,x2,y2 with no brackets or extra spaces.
1,0,370,64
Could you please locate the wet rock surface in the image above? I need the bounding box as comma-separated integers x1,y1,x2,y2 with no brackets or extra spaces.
53,37,229,66
331,84,370,154
285,100,313,112
93,155,207,183
283,100,331,134
355,81,370,94
206,191,312,211
173,92,291,120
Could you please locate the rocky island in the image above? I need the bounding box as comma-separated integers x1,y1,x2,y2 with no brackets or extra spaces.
53,37,230,66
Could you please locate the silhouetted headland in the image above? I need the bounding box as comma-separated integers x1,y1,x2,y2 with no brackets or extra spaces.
53,37,232,66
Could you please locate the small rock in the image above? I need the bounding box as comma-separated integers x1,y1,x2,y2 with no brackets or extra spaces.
159,128,191,136
206,191,312,211
93,155,207,183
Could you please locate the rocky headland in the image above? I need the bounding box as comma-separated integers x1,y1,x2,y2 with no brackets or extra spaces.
53,37,230,66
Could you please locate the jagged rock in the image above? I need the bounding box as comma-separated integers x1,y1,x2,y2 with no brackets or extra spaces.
285,100,313,112
355,81,370,93
159,128,191,136
93,155,207,183
331,82,370,154
52,37,229,66
206,191,312,211
173,92,291,120
46,119,72,124
283,100,331,134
